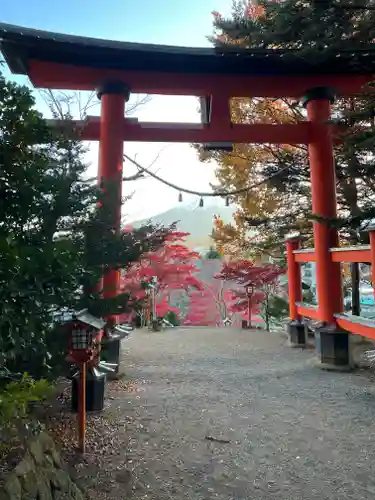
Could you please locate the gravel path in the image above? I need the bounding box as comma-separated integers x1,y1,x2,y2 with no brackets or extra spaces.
118,327,375,499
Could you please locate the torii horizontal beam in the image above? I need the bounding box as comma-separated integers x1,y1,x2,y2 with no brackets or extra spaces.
48,117,345,145
29,60,372,97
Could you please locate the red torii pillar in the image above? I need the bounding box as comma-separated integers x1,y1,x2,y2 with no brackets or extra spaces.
303,87,343,322
287,87,348,369
96,82,130,317
286,236,304,347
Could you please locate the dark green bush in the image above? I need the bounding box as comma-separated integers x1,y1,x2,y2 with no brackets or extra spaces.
164,310,180,326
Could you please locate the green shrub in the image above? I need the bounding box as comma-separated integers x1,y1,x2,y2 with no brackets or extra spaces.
0,373,54,450
164,310,180,326
262,295,289,330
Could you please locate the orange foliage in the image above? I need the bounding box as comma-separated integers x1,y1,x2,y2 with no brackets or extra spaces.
244,2,265,20
206,1,303,258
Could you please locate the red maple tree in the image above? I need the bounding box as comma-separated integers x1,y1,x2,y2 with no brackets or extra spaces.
154,295,180,318
120,230,202,323
183,289,215,326
183,259,236,326
215,260,285,330
183,287,223,326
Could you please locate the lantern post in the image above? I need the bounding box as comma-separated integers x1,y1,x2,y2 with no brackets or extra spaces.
78,362,86,453
69,320,93,453
68,310,106,453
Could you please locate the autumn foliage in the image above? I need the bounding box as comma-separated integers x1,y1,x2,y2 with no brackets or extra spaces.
206,1,299,258
215,259,285,329
183,280,234,326
119,229,286,328
184,289,217,326
120,230,202,321
216,260,282,286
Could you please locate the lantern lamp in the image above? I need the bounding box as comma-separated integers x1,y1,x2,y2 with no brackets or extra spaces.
71,324,93,350
68,309,106,364
245,284,254,296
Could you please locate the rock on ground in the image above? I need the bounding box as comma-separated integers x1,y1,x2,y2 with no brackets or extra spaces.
1,432,85,500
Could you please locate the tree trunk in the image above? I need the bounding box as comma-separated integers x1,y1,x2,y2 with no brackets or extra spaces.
264,297,270,331
337,98,362,316
351,263,361,316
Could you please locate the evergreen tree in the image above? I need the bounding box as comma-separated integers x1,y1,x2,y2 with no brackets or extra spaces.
205,246,222,259
211,0,375,312
0,73,170,378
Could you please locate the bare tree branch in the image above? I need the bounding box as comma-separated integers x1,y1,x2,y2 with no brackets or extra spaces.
126,94,152,115
40,89,151,120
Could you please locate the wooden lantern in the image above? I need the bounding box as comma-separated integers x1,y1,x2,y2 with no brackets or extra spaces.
68,310,106,364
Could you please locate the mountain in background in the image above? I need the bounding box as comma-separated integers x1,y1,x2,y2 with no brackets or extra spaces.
132,202,235,250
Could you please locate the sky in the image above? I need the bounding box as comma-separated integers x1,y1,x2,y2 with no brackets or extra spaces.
1,0,234,221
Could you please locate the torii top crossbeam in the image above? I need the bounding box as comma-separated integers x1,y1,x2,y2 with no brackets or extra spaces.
1,22,375,97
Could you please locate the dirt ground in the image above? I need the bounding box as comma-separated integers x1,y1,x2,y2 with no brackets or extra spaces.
84,327,375,499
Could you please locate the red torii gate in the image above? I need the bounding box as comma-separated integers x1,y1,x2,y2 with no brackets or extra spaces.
2,23,375,369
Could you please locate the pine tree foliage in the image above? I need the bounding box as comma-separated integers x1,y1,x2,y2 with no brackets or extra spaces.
205,246,222,259
215,1,375,60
